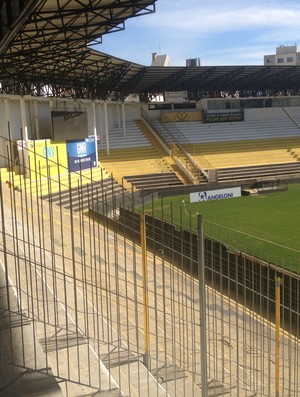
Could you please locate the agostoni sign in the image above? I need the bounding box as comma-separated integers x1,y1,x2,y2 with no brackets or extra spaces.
190,187,241,203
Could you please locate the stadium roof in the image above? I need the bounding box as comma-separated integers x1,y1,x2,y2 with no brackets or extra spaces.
121,64,300,101
1,1,300,101
0,0,156,98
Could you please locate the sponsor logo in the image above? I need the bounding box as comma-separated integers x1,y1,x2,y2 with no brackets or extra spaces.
192,188,241,203
42,146,55,159
199,192,207,201
205,192,234,201
77,142,87,156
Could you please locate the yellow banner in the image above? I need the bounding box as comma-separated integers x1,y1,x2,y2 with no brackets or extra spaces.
26,140,68,180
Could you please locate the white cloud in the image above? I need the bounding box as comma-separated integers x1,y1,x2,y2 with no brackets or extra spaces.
97,1,300,66
140,2,300,39
201,45,270,66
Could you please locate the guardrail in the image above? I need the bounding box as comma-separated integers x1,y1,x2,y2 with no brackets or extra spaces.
160,110,213,170
141,108,210,182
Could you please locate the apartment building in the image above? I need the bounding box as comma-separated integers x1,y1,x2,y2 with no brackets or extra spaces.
264,44,300,65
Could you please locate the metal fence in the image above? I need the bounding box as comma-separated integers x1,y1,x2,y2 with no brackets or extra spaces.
0,137,299,396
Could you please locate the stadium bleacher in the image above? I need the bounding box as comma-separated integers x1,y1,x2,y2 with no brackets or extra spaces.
98,121,151,149
164,107,300,144
153,106,300,183
98,121,185,190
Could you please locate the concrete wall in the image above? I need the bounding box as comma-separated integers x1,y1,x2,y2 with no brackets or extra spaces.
0,95,144,167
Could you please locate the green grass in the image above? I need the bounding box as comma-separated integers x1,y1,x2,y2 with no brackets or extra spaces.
142,184,300,273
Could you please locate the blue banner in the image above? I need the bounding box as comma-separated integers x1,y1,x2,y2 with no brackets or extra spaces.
67,137,97,172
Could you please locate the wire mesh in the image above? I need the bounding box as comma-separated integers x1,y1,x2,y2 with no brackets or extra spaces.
0,136,299,396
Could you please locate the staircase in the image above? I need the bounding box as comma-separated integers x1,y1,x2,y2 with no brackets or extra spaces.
135,119,189,185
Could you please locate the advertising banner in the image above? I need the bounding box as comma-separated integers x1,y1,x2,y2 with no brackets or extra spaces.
66,137,97,172
205,112,243,123
190,187,241,203
26,139,68,180
165,90,188,103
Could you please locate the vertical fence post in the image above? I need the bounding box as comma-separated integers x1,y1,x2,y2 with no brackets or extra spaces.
140,212,150,369
198,215,207,396
275,276,281,397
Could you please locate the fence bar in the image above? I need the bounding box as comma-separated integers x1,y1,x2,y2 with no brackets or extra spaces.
140,212,150,369
276,276,282,397
197,214,207,396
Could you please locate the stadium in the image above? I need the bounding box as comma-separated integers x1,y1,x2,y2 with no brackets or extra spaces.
0,1,300,396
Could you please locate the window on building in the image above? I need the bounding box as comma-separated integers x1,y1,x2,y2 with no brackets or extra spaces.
287,57,294,63
277,58,284,64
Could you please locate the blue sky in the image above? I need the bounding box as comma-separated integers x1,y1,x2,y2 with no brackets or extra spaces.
93,0,300,66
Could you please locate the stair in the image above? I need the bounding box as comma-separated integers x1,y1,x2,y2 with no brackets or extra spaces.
124,172,183,192
135,120,189,185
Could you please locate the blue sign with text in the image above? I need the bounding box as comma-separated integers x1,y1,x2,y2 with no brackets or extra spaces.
67,137,97,172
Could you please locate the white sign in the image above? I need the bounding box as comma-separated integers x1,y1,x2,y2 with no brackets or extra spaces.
190,187,241,203
165,90,188,103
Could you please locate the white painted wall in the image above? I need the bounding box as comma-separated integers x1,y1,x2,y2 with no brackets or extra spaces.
124,102,141,121
9,99,23,140
0,95,145,167
0,97,26,167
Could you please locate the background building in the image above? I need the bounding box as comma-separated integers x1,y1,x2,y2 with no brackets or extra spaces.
264,44,300,65
186,57,201,67
151,52,170,66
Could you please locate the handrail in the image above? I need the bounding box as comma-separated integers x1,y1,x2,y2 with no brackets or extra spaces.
141,108,176,147
141,108,210,181
160,111,213,170
160,111,197,147
276,102,300,130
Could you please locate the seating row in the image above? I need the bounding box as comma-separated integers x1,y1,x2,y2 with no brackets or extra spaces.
163,107,300,144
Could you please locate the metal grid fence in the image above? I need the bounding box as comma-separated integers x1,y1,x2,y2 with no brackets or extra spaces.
0,137,299,396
